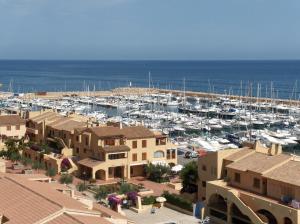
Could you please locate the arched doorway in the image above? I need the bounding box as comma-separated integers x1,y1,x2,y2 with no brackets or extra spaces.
257,209,278,224
231,203,251,224
284,217,293,224
95,169,106,180
208,194,227,222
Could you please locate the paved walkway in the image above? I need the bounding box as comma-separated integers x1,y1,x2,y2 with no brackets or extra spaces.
129,176,179,196
123,206,199,224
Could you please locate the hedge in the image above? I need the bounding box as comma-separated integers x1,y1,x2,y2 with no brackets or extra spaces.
162,191,193,212
142,196,156,205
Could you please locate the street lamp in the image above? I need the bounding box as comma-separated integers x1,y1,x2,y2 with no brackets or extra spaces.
83,170,86,187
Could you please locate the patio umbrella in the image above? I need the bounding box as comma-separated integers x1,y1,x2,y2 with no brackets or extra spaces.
156,197,166,203
171,164,183,172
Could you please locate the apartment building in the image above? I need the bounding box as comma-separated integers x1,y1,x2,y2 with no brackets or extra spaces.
0,115,26,149
75,125,177,180
26,111,87,150
24,111,87,173
199,141,300,224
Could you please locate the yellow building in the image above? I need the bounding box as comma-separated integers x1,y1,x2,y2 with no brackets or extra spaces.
199,141,300,224
75,125,177,181
0,115,26,150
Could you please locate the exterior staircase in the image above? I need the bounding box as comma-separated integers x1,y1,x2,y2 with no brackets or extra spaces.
228,189,266,224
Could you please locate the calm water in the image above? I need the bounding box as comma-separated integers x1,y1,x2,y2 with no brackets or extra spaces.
0,60,300,99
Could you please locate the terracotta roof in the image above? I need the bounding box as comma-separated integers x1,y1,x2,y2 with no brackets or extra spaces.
263,160,300,187
226,152,291,174
0,174,61,224
46,213,81,224
0,115,25,126
0,173,119,224
77,158,104,168
103,145,130,153
50,119,86,132
225,148,255,162
30,112,59,123
70,214,112,224
46,213,113,224
88,126,155,139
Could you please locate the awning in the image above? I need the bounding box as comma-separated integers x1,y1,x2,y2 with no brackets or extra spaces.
77,158,104,168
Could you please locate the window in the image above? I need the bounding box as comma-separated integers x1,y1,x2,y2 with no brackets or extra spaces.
16,125,20,130
104,139,115,146
154,151,164,158
132,141,137,149
202,181,206,188
156,138,166,145
109,153,126,160
234,173,241,183
76,135,80,142
142,152,147,160
253,178,260,189
85,137,89,146
132,153,137,161
167,150,171,159
172,149,176,159
142,140,147,148
202,197,206,201
6,126,11,131
202,165,207,171
83,148,87,153
76,148,79,154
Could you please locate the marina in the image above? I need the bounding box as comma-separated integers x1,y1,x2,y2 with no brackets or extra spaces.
1,87,300,155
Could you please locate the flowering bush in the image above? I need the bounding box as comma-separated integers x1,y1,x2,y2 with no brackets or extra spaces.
108,194,122,206
127,191,138,205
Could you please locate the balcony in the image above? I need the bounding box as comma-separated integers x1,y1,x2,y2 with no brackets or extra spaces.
26,127,38,135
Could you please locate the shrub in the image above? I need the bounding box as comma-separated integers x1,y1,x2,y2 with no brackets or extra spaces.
32,161,45,171
59,174,73,184
162,191,193,212
21,156,32,166
142,196,156,205
77,182,87,192
46,167,57,177
94,186,110,200
126,191,138,205
118,183,138,194
145,163,171,183
0,150,7,157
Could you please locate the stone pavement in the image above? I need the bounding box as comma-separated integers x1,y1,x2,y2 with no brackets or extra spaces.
123,206,199,224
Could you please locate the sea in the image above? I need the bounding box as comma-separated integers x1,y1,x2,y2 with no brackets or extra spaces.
0,60,300,100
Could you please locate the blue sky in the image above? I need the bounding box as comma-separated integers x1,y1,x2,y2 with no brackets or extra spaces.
0,0,299,60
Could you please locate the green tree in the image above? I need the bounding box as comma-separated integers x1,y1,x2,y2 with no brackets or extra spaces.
145,163,171,183
180,161,198,193
59,174,73,184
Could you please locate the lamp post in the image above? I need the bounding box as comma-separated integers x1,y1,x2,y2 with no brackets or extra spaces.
83,170,86,187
